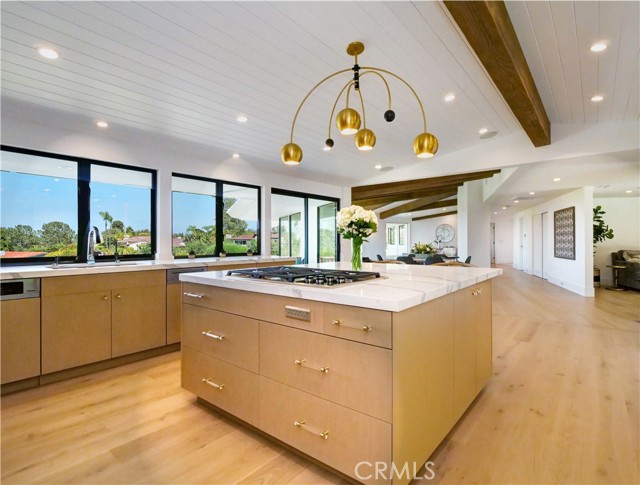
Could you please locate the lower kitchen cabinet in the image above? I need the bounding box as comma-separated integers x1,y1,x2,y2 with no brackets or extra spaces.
42,271,166,374
1,298,41,384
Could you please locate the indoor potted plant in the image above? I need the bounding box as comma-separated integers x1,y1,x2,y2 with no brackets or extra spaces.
593,205,614,287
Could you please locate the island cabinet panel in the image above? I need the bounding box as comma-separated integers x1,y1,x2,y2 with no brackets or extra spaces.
1,298,41,384
166,282,182,345
452,280,493,420
182,347,258,426
182,305,259,373
42,271,167,374
182,283,324,333
259,376,392,485
323,303,392,348
260,322,392,422
111,284,166,357
42,291,112,374
391,293,455,477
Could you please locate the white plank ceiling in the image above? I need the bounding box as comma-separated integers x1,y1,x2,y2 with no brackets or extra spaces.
1,1,638,186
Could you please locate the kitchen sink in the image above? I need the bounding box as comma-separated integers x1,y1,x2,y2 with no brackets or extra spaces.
48,261,141,269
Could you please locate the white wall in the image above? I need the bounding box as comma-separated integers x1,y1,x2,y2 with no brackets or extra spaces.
513,188,594,297
411,214,458,250
458,180,491,267
2,113,346,260
593,197,640,285
493,217,513,264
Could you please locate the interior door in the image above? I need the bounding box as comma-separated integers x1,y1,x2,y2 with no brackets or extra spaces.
532,213,543,278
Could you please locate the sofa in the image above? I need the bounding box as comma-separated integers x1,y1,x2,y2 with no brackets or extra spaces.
611,250,640,290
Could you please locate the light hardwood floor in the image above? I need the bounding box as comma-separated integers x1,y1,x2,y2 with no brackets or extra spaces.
2,266,638,484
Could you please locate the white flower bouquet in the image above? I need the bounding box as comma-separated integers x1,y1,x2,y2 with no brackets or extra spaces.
336,205,378,242
336,205,378,271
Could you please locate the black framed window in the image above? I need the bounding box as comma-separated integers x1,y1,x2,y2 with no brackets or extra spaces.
172,173,261,257
1,146,157,264
271,188,339,265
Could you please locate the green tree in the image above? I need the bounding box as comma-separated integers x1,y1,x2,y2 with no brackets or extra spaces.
111,220,125,233
99,211,113,249
39,221,76,251
223,198,248,236
1,225,40,251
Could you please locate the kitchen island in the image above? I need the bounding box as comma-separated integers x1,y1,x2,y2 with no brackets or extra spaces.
180,263,501,484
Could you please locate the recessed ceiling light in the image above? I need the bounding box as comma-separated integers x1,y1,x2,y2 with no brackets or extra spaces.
479,130,498,139
502,206,507,210
590,42,607,52
553,177,561,182
442,208,447,211
444,93,455,102
408,213,412,216
494,212,498,215
591,95,604,102
529,191,535,195
626,190,633,193
374,164,382,170
232,153,240,159
96,121,108,128
514,200,519,203
236,115,248,123
37,47,59,59
478,128,488,135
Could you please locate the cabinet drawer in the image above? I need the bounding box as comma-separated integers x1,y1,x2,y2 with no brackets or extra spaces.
42,270,165,296
182,347,258,426
323,303,392,348
182,305,259,373
260,322,392,422
182,284,324,333
260,377,391,485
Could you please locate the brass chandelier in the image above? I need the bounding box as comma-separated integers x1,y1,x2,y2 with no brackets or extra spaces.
281,41,439,165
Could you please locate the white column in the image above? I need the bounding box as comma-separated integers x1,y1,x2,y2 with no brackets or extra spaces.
457,180,491,267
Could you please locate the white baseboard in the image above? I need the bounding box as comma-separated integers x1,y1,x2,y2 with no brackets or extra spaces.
547,276,595,297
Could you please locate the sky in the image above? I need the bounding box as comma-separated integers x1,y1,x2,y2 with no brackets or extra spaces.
1,172,257,236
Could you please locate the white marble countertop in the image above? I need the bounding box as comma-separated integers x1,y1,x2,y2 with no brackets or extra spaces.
180,262,502,312
0,256,296,280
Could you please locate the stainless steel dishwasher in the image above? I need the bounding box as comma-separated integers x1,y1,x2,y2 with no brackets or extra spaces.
166,267,206,344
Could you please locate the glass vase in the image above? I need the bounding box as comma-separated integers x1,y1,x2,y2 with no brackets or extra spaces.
351,239,363,271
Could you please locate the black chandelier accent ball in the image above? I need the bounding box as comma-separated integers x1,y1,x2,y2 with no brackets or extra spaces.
384,110,396,122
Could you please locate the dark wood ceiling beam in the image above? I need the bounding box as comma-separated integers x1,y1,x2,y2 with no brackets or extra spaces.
443,1,550,147
412,210,458,222
354,186,462,209
351,169,500,204
380,195,457,220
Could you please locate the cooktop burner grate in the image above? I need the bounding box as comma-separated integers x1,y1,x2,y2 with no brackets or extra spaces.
226,266,381,286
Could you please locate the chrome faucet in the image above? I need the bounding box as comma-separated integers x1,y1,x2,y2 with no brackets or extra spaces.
87,226,101,264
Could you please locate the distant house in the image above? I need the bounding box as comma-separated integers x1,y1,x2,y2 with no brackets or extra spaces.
226,233,255,245
0,251,47,258
119,235,151,250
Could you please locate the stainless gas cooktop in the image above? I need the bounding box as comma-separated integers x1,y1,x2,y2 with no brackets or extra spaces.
226,266,381,287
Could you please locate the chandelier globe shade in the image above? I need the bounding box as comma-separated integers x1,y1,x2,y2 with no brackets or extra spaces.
281,142,303,165
354,129,376,151
336,108,362,135
413,132,439,159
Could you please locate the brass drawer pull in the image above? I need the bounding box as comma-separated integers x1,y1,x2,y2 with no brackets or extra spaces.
294,419,329,440
115,293,122,299
471,288,483,296
331,319,372,332
294,359,329,374
184,292,204,299
101,295,109,300
202,331,224,341
202,378,224,390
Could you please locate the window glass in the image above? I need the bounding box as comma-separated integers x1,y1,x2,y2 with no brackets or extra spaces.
315,201,337,263
91,165,153,257
272,193,304,261
1,152,78,259
171,177,216,256
222,183,259,255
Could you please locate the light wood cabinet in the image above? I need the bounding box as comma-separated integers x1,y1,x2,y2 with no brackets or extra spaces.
182,280,493,485
1,298,41,384
453,280,493,420
42,271,166,374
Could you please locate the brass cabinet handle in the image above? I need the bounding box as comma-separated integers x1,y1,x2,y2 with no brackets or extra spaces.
202,378,224,390
115,293,122,299
471,288,483,296
101,295,109,300
294,419,329,440
184,292,204,299
202,331,224,341
294,359,329,374
331,319,372,332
